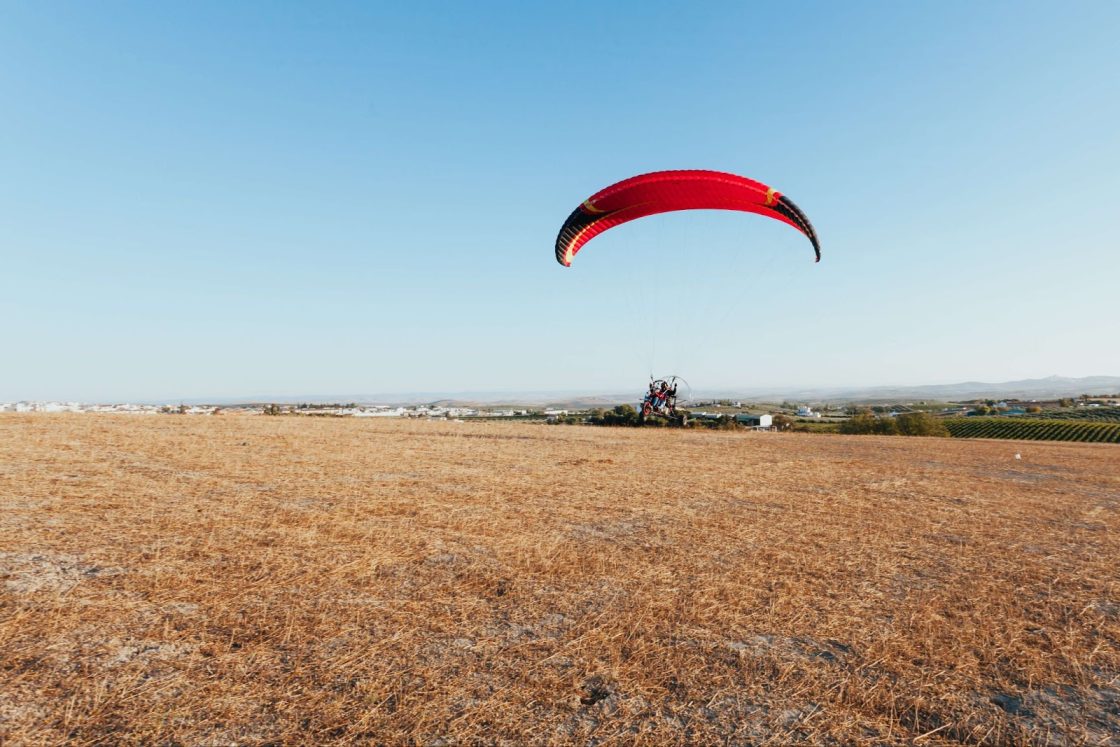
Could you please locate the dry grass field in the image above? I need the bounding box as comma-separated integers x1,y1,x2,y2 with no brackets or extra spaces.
1,414,1117,745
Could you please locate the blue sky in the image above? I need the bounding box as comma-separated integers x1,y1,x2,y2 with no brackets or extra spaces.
2,1,1117,401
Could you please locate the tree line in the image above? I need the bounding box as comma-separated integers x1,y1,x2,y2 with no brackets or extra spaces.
839,411,948,437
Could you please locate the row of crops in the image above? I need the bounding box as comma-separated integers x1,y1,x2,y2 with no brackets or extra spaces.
1013,406,1120,422
944,417,1120,443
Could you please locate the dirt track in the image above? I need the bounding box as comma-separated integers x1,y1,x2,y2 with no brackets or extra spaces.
1,414,1117,744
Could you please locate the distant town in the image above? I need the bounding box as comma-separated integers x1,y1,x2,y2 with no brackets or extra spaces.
8,376,1119,421
0,401,547,418
4,396,1116,421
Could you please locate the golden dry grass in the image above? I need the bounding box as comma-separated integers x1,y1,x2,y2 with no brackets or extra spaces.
1,414,1118,745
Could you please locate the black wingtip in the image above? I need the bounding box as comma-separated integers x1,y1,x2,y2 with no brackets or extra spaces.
775,195,821,263
554,205,602,267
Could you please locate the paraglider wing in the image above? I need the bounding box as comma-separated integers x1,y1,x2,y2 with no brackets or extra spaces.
554,169,820,267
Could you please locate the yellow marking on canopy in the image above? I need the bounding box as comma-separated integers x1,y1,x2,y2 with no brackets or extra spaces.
765,187,778,206
582,199,606,214
562,201,651,266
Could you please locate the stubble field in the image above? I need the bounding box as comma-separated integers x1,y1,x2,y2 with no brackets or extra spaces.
1,414,1117,745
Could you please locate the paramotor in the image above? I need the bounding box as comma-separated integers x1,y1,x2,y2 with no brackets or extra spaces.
640,375,691,419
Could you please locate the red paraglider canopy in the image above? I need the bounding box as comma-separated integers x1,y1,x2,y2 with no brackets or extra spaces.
555,169,820,267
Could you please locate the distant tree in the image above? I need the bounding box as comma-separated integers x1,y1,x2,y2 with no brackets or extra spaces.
1026,405,1042,414
772,414,794,431
264,404,282,416
840,411,898,435
590,404,639,427
839,411,878,434
698,414,738,430
895,412,949,437
873,417,899,435
972,405,991,416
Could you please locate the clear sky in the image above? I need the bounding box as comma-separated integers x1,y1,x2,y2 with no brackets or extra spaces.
2,1,1118,402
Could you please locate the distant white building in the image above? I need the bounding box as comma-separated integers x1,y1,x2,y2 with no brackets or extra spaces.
796,406,821,418
736,413,773,429
13,401,85,413
351,407,407,417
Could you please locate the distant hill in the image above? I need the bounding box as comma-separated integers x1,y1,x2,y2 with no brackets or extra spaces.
173,391,635,409
717,375,1120,403
168,376,1120,408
